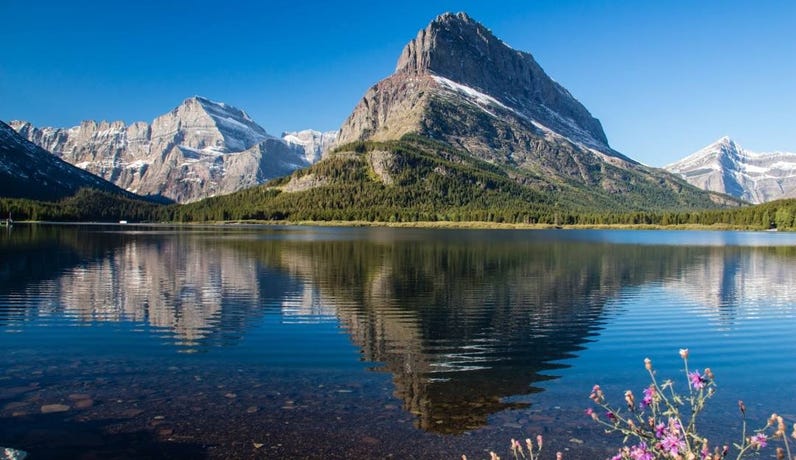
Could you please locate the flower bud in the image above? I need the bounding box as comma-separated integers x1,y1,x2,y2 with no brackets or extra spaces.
738,400,746,416
644,357,652,370
776,416,786,438
590,384,604,403
625,390,635,410
679,348,689,360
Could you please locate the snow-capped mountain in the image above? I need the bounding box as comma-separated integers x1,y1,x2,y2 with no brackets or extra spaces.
0,121,135,201
282,129,338,164
665,137,796,203
10,97,327,203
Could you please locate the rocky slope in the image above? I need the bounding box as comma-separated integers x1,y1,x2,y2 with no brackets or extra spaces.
11,97,332,203
337,12,721,203
665,137,796,204
0,121,135,201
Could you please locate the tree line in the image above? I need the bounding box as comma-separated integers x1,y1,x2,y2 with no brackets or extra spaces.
1,136,794,230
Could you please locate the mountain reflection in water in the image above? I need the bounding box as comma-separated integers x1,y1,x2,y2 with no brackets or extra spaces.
2,225,796,444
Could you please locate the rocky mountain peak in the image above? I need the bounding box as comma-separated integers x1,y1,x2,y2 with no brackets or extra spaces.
153,96,271,153
708,136,737,153
345,11,609,150
396,11,498,76
685,137,742,165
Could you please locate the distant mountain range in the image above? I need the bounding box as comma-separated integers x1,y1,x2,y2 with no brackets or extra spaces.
665,137,796,204
3,12,743,217
11,97,337,203
0,121,140,202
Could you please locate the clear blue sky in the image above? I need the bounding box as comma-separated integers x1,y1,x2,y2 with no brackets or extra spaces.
1,0,793,166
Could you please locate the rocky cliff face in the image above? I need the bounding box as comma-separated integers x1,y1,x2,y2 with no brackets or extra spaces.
337,11,650,190
0,121,133,201
11,97,321,203
394,12,608,147
665,137,796,203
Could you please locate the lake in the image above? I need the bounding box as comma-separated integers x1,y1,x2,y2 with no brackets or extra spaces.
1,224,795,459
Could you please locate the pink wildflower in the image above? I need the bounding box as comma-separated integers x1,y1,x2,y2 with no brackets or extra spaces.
749,433,767,449
689,370,706,390
641,386,655,409
661,433,685,456
629,442,653,460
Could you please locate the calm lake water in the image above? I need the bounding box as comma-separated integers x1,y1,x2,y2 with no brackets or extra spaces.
1,224,795,459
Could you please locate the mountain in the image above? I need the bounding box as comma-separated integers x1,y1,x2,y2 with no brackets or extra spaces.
335,12,728,206
282,130,338,164
10,97,326,203
665,137,796,204
0,121,139,202
340,12,609,152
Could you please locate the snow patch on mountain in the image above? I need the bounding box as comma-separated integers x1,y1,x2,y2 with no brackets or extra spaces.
432,75,623,164
432,76,509,113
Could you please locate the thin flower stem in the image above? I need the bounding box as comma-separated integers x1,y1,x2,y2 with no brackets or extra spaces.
734,415,748,460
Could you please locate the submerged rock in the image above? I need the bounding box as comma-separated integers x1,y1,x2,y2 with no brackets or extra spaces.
40,403,70,414
2,447,28,460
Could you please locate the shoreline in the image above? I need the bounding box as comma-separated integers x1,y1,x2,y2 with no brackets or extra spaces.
6,220,773,231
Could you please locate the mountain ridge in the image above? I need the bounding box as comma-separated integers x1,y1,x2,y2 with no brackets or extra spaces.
0,121,146,202
10,97,337,203
665,137,796,203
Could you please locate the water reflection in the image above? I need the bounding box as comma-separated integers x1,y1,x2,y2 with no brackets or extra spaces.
662,246,796,327
2,226,796,436
0,226,306,350
249,237,717,432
